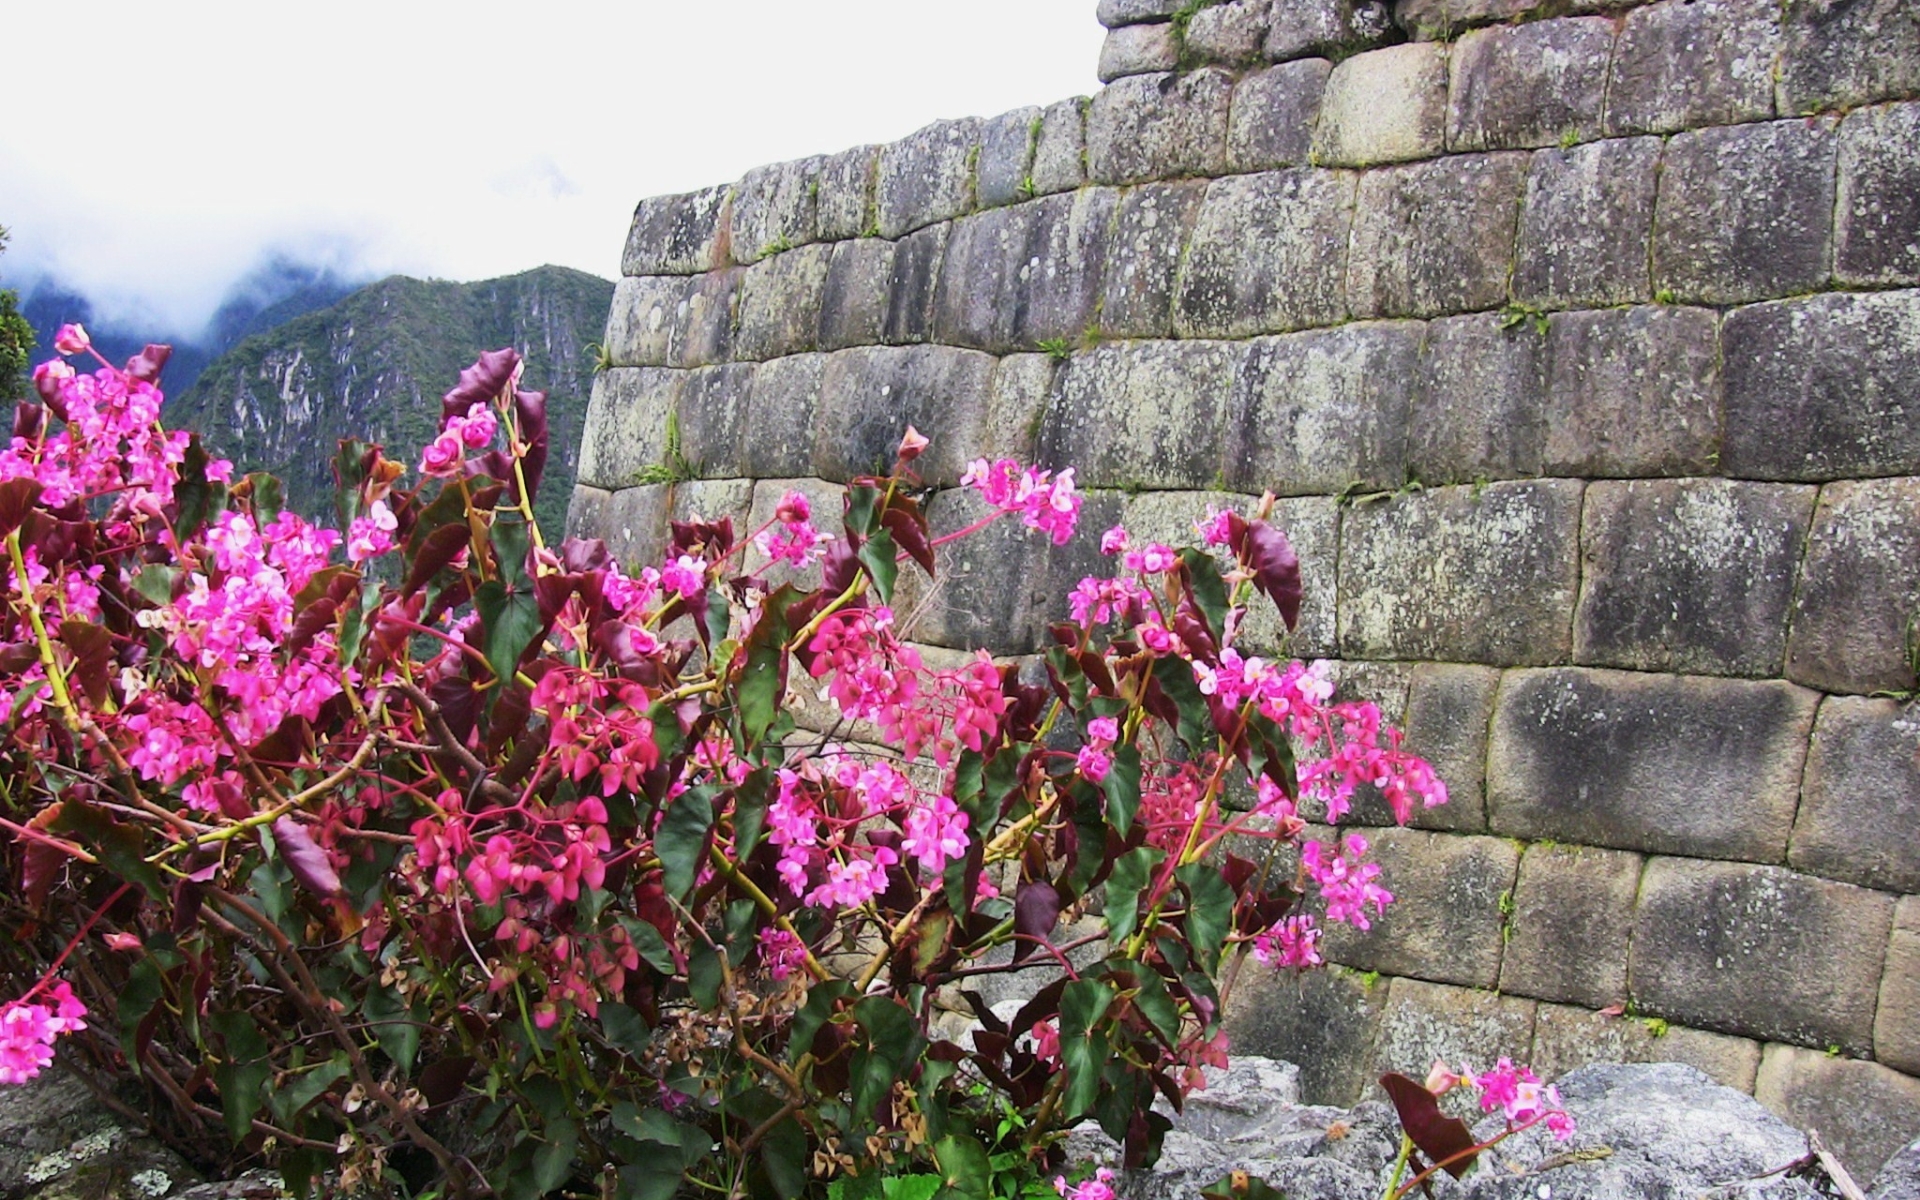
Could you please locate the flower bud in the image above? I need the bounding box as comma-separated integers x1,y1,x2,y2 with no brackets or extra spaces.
52,324,90,356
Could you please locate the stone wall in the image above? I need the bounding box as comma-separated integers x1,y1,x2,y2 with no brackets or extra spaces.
568,0,1920,1177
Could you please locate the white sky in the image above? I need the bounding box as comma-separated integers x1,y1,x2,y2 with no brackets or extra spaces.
1,0,1105,338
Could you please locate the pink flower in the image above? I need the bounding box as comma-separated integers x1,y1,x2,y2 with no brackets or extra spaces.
1086,716,1119,746
456,402,497,449
1076,745,1111,783
775,490,811,523
660,554,706,599
53,324,90,356
346,500,397,564
1253,914,1322,968
1195,507,1234,547
1100,525,1129,555
419,431,464,477
1052,1168,1116,1200
896,425,930,463
900,794,970,876
756,927,807,981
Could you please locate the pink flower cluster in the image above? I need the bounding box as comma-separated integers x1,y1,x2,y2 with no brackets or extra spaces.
961,458,1082,545
1077,715,1120,783
1301,834,1393,931
418,401,499,477
1252,914,1322,969
1429,1057,1576,1140
0,982,87,1085
1053,1168,1116,1200
753,490,830,569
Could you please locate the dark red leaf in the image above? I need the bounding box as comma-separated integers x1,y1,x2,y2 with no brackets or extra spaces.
271,817,343,898
441,349,522,425
287,569,360,659
1379,1073,1480,1180
124,344,172,385
402,521,475,598
1012,880,1062,965
19,803,69,913
0,478,42,538
12,403,44,443
1229,517,1303,632
562,538,611,575
419,1055,476,1109
58,620,114,706
879,499,935,577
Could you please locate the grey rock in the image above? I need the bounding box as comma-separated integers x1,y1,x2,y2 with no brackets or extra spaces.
1873,1136,1920,1200
1759,417,1885,591
1312,43,1449,168
1722,290,1920,481
1777,0,1920,115
1529,1002,1764,1094
1338,480,1584,666
1227,59,1332,172
621,184,732,276
1542,305,1721,477
1185,1,1270,66
1100,182,1207,340
576,367,681,490
1632,859,1893,1054
1099,22,1180,82
1166,1057,1303,1140
1087,69,1234,185
731,156,822,264
1792,696,1920,893
1228,321,1419,496
976,106,1040,210
1487,667,1817,861
1606,0,1781,135
932,190,1115,354
740,353,823,479
876,118,982,239
732,244,831,361
1837,102,1920,287
1574,478,1816,677
602,274,686,368
1757,1045,1920,1183
1653,118,1839,306
1097,0,1182,27
1499,843,1642,1010
1366,978,1538,1107
1395,0,1541,41
1031,98,1089,197
883,223,950,346
1318,828,1519,990
566,484,610,544
1881,899,1920,1078
1174,170,1355,339
671,363,756,477
1347,153,1529,319
911,351,1060,489
744,479,843,593
1446,17,1615,151
816,238,893,351
1514,137,1661,309
1266,0,1394,62
1409,312,1548,484
1039,339,1242,490
812,346,996,484
1400,663,1500,832
815,144,879,241
1222,966,1392,1106
600,484,672,572
667,268,740,367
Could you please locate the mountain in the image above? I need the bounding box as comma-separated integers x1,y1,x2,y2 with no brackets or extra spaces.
171,265,614,539
21,258,364,397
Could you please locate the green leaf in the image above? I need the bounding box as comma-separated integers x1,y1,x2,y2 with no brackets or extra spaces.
1060,1028,1109,1124
845,484,881,538
1104,845,1164,949
1177,864,1236,975
599,1003,652,1058
621,917,678,976
241,471,284,517
269,1057,351,1126
1103,744,1142,837
787,979,853,1066
530,1118,578,1193
132,564,176,607
930,1134,992,1200
362,982,422,1075
1129,968,1182,1045
490,513,532,587
890,1176,945,1200
475,578,544,686
702,587,730,646
688,942,724,1011
1178,547,1231,644
208,1011,270,1143
1151,654,1214,754
50,799,165,900
657,785,716,900
735,592,790,744
857,529,899,606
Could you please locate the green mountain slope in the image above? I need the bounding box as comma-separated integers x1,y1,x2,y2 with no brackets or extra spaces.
170,265,614,538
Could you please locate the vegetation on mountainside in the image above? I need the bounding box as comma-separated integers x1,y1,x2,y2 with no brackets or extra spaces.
0,226,33,402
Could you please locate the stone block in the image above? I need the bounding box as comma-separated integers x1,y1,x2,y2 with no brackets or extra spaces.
1317,827,1519,989
1114,491,1341,659
883,224,950,346
1031,98,1088,197
906,487,1123,654
1514,137,1661,309
1723,291,1920,482
600,484,672,573
672,363,756,479
812,346,997,484
1542,305,1722,477
1186,1,1269,66
1087,69,1234,185
576,367,681,490
1631,859,1894,1054
1098,0,1182,27
1099,22,1180,82
1529,1003,1763,1093
740,354,823,480
1228,59,1332,173
1653,119,1839,306
1174,169,1356,339
977,107,1041,211
816,144,879,241
1575,479,1816,677
667,268,740,368
669,478,754,532
1338,480,1584,666
1777,0,1920,115
912,352,1058,490
1499,844,1641,1010
1228,321,1420,496
1487,668,1816,861
1793,697,1920,893
602,275,684,368
1756,1045,1920,1181
744,478,846,592
565,484,610,544
1367,979,1538,1104
1400,664,1500,832
733,244,831,361
932,190,1116,354
1347,153,1528,318
1605,0,1780,136
732,156,822,264
1266,0,1394,61
622,184,732,277
1408,313,1548,484
1446,17,1614,151
1881,898,1920,1075
1789,478,1920,694
1838,103,1920,287
876,119,982,240
1038,340,1243,490
1312,44,1448,168
816,239,892,351
1100,182,1207,340
1395,0,1540,41
1223,965,1391,1107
